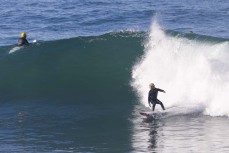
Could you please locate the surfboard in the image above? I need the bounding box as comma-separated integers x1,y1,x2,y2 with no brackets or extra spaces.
140,112,153,117
139,110,168,119
9,46,22,54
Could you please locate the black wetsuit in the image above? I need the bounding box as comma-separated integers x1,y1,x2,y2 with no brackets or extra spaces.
17,38,29,46
148,88,165,111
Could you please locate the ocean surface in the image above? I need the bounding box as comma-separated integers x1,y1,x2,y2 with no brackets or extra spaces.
1,0,229,152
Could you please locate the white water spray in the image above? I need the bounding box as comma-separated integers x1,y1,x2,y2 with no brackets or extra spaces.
132,22,229,117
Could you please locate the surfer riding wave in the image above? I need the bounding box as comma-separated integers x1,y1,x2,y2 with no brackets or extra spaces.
148,83,166,111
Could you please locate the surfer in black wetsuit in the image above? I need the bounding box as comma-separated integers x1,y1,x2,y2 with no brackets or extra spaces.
148,83,166,111
17,32,29,46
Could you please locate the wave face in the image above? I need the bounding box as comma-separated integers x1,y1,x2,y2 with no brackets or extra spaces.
1,27,229,117
132,22,229,117
0,32,144,104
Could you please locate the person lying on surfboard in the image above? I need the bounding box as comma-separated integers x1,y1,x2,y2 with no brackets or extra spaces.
148,83,166,111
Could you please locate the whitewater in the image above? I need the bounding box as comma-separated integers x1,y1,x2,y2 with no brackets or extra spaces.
132,22,229,117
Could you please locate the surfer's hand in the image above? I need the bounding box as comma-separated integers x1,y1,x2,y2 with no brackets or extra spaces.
148,103,151,108
163,90,166,93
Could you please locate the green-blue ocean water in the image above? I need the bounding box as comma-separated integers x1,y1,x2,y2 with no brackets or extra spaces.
1,31,229,152
1,0,229,152
0,32,143,152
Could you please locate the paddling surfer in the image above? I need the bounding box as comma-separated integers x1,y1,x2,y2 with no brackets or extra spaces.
148,83,166,111
17,32,29,46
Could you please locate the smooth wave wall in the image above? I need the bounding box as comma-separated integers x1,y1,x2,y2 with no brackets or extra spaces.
0,32,144,103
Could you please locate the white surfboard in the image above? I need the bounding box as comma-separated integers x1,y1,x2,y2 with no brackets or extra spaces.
9,46,23,54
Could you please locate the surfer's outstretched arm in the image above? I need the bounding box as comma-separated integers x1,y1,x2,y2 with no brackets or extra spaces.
158,88,166,93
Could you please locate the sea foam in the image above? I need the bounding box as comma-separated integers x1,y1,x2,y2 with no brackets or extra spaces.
132,22,229,117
